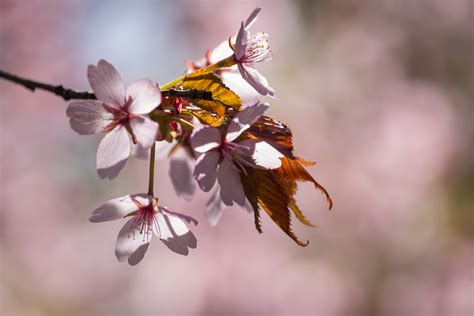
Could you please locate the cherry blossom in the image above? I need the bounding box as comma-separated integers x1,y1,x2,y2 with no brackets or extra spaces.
233,8,275,97
90,194,197,265
186,40,261,106
186,8,274,99
66,59,161,179
190,102,283,208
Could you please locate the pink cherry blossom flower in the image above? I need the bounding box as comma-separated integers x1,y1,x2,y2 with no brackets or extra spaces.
234,8,275,97
186,41,261,106
190,102,283,207
66,59,161,179
90,194,197,265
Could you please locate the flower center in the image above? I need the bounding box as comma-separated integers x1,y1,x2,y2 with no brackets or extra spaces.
220,141,251,174
239,33,272,64
129,203,157,242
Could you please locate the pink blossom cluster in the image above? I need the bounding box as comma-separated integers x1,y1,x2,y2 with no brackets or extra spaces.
66,8,323,265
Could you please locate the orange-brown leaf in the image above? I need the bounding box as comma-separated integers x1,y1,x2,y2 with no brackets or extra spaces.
277,157,333,210
246,116,294,158
243,168,309,246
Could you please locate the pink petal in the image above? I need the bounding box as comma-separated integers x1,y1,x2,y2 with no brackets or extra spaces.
238,64,275,97
88,59,126,106
169,151,197,201
127,243,150,266
193,151,220,192
217,159,246,206
156,209,197,256
66,100,114,135
161,207,198,226
156,212,189,239
221,72,260,106
131,139,175,160
209,39,235,63
226,102,269,142
126,79,161,114
237,139,283,169
206,189,226,226
115,218,152,265
190,126,221,153
97,125,131,179
235,22,248,61
235,8,260,61
244,7,261,29
89,194,150,222
129,116,158,148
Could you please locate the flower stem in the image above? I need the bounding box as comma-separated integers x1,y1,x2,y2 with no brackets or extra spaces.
147,142,156,196
170,116,195,129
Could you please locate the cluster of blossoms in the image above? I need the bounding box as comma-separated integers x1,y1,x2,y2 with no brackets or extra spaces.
66,8,332,265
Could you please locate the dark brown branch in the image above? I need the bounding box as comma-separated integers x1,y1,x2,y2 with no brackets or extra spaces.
162,88,213,100
0,69,213,101
0,69,96,101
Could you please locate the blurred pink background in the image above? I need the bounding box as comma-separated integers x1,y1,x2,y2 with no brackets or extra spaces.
1,0,473,315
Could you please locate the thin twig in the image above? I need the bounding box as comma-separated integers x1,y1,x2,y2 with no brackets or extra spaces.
0,69,96,101
0,69,213,101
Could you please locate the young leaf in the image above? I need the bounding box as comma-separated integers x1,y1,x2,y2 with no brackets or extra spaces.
242,168,310,247
181,69,241,116
185,108,224,127
277,157,333,210
246,116,295,158
282,179,314,227
239,115,333,245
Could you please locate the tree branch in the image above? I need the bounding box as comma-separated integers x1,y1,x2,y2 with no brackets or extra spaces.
0,69,96,101
0,69,213,101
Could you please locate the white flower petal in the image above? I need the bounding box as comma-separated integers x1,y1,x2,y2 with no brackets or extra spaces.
129,116,158,148
156,209,197,256
217,159,246,206
238,64,275,97
237,139,283,169
66,100,114,135
209,39,235,63
169,151,197,201
156,211,190,240
226,102,269,142
160,207,198,226
235,22,248,61
244,7,261,29
221,72,260,106
193,151,220,192
190,126,221,153
206,188,226,226
87,59,126,106
89,194,150,223
115,218,152,264
127,243,150,266
126,79,161,114
97,125,131,179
